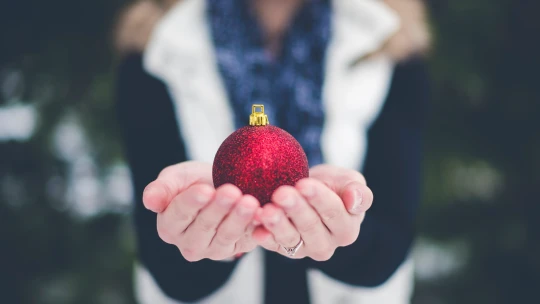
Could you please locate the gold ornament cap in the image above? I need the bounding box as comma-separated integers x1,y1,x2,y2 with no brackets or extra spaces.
249,104,270,126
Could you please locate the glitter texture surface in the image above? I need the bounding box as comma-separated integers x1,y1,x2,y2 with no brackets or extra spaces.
213,125,309,205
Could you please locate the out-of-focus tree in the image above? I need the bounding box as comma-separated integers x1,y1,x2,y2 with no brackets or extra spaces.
416,1,540,303
1,1,135,303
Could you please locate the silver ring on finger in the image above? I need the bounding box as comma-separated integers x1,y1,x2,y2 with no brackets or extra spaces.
280,238,304,257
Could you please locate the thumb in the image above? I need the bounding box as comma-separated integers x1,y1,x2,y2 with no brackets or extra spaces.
143,161,213,213
341,182,374,215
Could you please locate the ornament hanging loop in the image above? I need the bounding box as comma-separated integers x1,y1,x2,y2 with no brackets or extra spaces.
249,104,270,126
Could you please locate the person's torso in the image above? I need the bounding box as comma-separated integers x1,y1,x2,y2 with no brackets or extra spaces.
138,0,413,303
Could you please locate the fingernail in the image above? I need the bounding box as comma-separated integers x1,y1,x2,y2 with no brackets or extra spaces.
142,185,162,212
143,185,151,197
351,189,363,213
218,195,236,207
237,205,255,217
194,191,211,204
300,184,315,198
279,196,296,209
265,214,281,226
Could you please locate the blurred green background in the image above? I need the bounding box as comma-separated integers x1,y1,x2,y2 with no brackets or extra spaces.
1,0,539,303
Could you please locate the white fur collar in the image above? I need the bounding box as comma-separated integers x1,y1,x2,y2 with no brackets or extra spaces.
116,0,431,60
144,0,399,165
145,0,236,162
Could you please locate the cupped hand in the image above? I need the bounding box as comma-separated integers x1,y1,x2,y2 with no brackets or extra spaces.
143,161,260,262
252,164,373,261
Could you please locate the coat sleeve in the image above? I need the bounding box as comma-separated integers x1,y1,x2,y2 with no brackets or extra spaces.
310,58,430,287
115,54,240,302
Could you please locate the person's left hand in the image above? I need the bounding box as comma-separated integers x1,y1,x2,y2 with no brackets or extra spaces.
252,164,373,261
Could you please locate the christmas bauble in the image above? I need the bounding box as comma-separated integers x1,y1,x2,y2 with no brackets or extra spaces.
213,105,309,205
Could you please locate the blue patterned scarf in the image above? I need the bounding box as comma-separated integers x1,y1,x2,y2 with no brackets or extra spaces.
208,0,331,166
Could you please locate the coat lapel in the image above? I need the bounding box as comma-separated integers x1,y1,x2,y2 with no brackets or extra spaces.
322,0,399,170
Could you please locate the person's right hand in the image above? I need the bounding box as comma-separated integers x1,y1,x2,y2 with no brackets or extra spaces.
142,161,260,262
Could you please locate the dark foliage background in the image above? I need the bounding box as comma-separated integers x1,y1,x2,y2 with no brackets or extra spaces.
1,0,539,303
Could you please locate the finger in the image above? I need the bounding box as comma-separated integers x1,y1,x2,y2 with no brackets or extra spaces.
252,208,264,226
340,182,374,215
233,239,258,256
253,226,306,259
234,225,259,254
183,184,242,247
272,186,330,247
252,226,280,252
309,165,372,215
295,178,351,235
156,184,214,244
309,165,366,195
259,204,302,248
143,162,212,212
211,195,259,250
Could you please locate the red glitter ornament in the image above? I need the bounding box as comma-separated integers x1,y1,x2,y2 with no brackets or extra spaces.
213,105,309,205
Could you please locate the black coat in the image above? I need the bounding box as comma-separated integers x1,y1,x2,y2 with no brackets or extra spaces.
116,54,429,303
